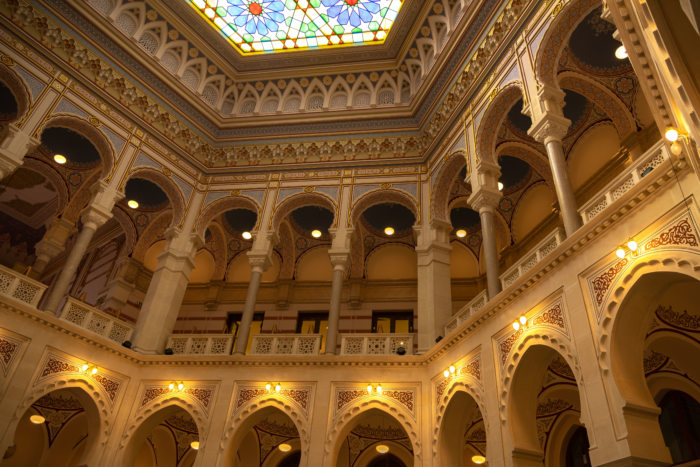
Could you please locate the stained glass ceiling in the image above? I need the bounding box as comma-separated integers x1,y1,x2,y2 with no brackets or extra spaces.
185,0,404,54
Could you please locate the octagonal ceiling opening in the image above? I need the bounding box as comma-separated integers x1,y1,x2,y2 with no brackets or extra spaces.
185,0,405,54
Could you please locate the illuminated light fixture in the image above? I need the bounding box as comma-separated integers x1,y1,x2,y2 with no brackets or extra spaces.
664,127,680,142
376,384,382,394
472,455,487,464
456,229,467,238
627,240,638,252
376,445,390,454
242,231,252,240
81,364,89,372
384,226,395,236
178,383,184,391
190,441,200,450
614,45,628,59
127,200,139,209
498,182,504,191
169,383,175,391
275,384,281,393
90,367,98,375
53,154,67,164
519,316,527,325
30,414,46,424
311,229,322,238
512,321,520,331
367,384,373,393
449,365,456,374
616,247,626,259
443,369,450,378
278,443,292,452
266,383,272,391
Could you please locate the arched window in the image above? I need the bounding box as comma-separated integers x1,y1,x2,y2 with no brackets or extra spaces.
565,426,591,467
658,390,700,463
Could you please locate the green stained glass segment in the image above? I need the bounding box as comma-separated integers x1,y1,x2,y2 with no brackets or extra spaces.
183,0,404,54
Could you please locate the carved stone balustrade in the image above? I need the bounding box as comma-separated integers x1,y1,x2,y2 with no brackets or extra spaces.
340,333,414,355
166,334,234,355
499,228,566,290
444,290,488,336
59,297,134,345
0,265,47,307
249,333,322,356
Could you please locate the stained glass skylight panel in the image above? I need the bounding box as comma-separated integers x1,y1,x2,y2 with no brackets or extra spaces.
185,0,404,53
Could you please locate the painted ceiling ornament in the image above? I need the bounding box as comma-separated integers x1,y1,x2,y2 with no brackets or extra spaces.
227,0,285,36
322,0,380,28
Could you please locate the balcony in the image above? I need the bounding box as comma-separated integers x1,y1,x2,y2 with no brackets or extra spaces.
59,297,134,345
166,334,234,356
340,333,414,355
249,333,322,356
0,264,47,307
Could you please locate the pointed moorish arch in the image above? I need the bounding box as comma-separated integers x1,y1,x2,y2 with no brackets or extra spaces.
475,83,526,165
350,188,419,229
271,192,337,232
196,194,260,237
123,167,186,228
431,151,468,223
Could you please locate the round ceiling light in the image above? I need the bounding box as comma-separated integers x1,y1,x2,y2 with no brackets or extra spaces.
614,45,628,60
456,229,467,238
30,414,46,424
190,441,199,450
127,200,139,209
311,229,322,238
278,443,292,452
384,226,395,236
375,444,389,454
472,455,486,464
498,182,504,191
242,231,252,240
53,154,67,164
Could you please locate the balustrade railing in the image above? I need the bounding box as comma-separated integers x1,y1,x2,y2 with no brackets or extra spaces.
59,297,134,345
0,265,47,307
340,333,413,355
249,333,322,355
166,334,234,355
579,140,669,225
499,228,565,291
444,290,487,335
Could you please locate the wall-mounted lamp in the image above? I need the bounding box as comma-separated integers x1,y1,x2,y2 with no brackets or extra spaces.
615,239,639,259
512,315,527,331
664,127,688,156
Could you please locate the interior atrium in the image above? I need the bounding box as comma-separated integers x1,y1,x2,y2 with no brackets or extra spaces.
0,0,699,466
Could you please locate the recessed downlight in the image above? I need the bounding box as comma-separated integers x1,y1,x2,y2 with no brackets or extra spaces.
30,414,45,424
376,444,389,454
384,226,395,236
456,229,467,238
127,200,139,209
53,154,67,164
311,229,322,238
278,443,292,452
190,441,199,450
472,455,486,464
242,231,252,240
498,182,504,191
614,45,628,59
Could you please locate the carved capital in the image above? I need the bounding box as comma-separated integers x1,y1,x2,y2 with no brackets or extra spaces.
247,250,272,273
80,203,113,230
328,251,350,271
528,112,570,145
329,227,354,251
468,188,501,213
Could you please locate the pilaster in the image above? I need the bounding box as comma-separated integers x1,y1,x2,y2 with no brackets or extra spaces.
0,124,39,179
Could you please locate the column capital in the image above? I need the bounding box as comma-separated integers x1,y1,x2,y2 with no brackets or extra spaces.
0,124,40,178
528,112,571,146
80,203,114,230
247,250,272,273
468,188,501,213
329,227,354,251
328,249,350,271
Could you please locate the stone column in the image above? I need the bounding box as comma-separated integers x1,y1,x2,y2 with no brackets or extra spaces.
31,216,76,277
0,124,39,180
233,252,271,355
469,166,503,300
415,220,452,352
43,184,121,314
100,257,141,314
131,229,202,354
529,86,582,237
325,251,349,355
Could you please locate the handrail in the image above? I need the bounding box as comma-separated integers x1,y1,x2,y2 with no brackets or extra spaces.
166,334,234,355
59,297,134,345
499,228,565,290
250,333,322,355
0,265,47,307
445,290,487,336
340,333,414,355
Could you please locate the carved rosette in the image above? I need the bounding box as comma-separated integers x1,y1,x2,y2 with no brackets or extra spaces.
496,297,569,366
334,386,416,419
34,352,124,406
234,384,313,417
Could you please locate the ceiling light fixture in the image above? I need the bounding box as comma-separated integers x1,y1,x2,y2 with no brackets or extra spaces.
311,229,322,238
456,229,467,238
53,154,67,164
278,443,292,452
30,414,46,424
127,200,139,209
384,226,395,236
614,45,628,59
190,441,200,450
472,455,486,464
498,182,504,191
376,445,389,454
242,231,252,240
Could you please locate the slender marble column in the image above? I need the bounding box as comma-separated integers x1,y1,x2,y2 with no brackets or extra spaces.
479,205,502,299
233,253,270,355
43,207,112,314
325,254,348,355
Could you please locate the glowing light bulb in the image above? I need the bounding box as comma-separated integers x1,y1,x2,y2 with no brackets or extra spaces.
376,384,382,394
384,226,395,236
81,364,89,372
670,141,683,156
616,248,626,259
178,383,184,391
456,229,467,238
275,384,281,392
498,182,504,191
278,443,292,452
449,365,456,374
91,367,98,375
627,240,638,251
169,383,175,390
443,369,450,378
665,128,680,142
127,200,139,209
519,316,527,325
30,414,46,424
376,445,389,454
242,231,252,240
472,455,486,464
512,322,520,331
311,229,322,238
53,154,67,164
614,45,628,59
266,383,272,391
190,441,199,450
367,384,373,393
